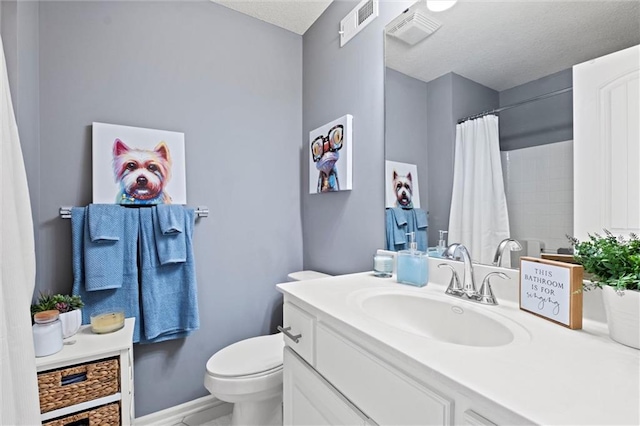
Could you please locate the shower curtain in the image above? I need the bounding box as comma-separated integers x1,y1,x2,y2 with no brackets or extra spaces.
0,36,41,424
448,115,510,264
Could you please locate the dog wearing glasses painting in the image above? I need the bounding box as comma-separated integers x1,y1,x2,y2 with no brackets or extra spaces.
311,124,344,192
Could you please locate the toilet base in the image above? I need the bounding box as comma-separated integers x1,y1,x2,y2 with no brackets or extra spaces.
231,394,282,426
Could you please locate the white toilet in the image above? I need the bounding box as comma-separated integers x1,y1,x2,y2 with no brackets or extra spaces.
204,270,330,426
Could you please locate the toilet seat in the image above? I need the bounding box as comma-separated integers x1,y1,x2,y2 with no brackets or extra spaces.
206,333,284,378
207,364,282,380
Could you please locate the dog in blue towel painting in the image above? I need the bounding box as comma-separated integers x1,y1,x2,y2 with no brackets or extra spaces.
112,138,173,204
311,124,344,192
393,170,413,209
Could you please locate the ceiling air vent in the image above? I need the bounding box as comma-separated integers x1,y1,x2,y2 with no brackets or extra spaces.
340,0,379,47
386,8,441,46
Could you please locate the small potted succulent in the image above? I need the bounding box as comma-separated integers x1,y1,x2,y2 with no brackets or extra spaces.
568,230,640,349
32,293,84,339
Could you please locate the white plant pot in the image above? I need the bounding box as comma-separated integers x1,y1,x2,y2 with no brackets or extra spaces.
59,309,82,339
601,286,640,350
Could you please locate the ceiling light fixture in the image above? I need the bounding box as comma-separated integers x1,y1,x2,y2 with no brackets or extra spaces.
426,0,457,12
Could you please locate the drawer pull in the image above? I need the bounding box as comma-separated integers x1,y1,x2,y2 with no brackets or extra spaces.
63,419,89,426
278,326,302,343
61,372,87,386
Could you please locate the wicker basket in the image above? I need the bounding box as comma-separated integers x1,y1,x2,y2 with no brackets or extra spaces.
38,358,120,413
43,402,120,426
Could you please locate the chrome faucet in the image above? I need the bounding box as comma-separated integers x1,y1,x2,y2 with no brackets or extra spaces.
454,245,477,297
439,244,507,305
492,238,523,267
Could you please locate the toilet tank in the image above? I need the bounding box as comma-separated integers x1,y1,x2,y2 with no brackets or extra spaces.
287,270,331,281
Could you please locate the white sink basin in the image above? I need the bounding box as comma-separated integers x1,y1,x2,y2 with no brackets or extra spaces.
350,289,530,347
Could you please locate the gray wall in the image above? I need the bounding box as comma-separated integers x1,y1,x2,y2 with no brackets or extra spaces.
384,67,428,214
424,72,497,246
425,74,454,248
499,68,573,151
302,0,411,274
6,1,303,416
452,73,499,125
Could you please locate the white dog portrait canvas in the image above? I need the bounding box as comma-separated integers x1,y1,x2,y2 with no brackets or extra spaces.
92,122,187,205
385,160,420,209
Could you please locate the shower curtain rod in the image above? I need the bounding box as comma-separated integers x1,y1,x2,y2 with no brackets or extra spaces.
457,87,573,124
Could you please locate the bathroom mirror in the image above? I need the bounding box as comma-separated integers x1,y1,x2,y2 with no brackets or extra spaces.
384,0,640,268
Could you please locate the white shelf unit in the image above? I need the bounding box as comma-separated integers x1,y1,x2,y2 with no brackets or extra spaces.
35,318,135,425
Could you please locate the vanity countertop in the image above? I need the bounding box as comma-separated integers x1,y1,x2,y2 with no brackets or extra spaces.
277,272,640,425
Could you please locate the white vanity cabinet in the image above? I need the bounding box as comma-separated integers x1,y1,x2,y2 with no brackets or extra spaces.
282,301,519,426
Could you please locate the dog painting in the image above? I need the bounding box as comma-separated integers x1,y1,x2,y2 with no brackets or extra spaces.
392,170,414,208
309,115,353,194
92,123,187,205
385,161,421,209
112,139,172,204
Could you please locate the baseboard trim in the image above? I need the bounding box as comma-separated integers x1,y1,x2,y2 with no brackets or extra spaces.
135,395,232,426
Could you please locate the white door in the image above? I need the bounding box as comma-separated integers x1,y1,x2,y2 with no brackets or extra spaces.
573,44,640,240
283,348,367,426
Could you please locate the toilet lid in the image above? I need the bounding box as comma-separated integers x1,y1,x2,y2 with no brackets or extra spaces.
206,333,284,378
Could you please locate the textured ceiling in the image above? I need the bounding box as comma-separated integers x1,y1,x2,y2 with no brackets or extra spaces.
210,0,333,35
385,0,640,91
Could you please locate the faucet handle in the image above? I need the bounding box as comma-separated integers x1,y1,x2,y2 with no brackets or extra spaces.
478,272,508,305
438,263,463,295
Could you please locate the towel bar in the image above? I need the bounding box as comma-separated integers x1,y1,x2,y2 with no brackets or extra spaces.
59,206,209,219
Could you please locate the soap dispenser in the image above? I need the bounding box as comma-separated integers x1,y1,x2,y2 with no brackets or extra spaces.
397,232,429,287
428,230,448,258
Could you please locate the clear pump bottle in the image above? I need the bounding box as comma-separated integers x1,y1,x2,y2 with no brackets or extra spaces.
397,232,429,287
428,230,449,258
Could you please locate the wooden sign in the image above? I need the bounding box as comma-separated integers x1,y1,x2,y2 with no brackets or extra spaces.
519,257,583,329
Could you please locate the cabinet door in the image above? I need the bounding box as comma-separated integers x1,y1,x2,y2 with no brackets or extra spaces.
283,348,366,426
316,323,453,426
573,44,640,239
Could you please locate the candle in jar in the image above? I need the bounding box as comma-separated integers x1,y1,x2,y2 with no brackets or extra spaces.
90,311,125,334
373,254,393,277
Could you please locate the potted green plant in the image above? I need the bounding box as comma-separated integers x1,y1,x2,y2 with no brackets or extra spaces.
569,230,640,349
32,293,84,339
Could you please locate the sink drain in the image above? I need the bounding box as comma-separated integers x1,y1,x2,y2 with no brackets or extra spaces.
451,306,464,315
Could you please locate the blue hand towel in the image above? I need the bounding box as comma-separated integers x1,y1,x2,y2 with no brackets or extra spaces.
139,207,199,344
84,204,126,291
71,207,142,343
156,204,183,235
385,208,409,250
385,209,394,251
88,204,123,242
414,208,428,229
154,205,187,265
391,208,409,246
412,208,428,252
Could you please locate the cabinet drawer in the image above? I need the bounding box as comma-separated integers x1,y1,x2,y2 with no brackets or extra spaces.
283,302,315,365
316,323,453,425
43,402,120,426
38,358,120,414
